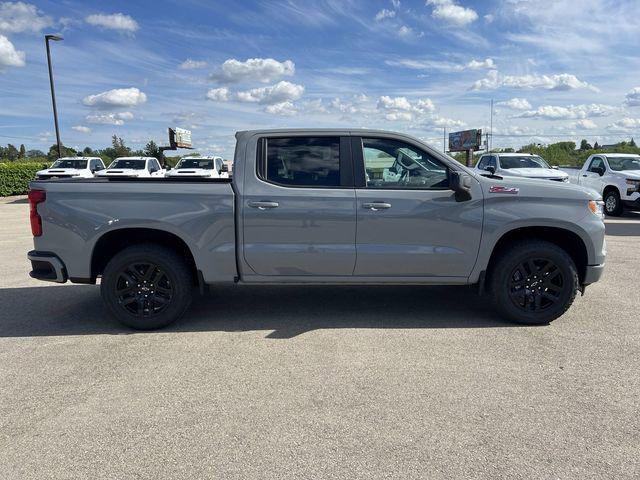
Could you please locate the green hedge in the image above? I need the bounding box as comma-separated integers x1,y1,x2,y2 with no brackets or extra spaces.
0,162,48,196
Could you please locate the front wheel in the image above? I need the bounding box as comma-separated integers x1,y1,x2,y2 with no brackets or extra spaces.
603,190,623,216
100,244,194,330
490,240,579,325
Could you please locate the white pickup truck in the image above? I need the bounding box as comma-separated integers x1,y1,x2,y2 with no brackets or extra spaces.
36,157,105,179
96,157,165,178
475,153,569,183
560,153,640,216
165,156,229,179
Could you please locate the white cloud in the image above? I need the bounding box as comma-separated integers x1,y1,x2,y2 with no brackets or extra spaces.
516,104,616,120
375,8,396,21
427,0,478,26
179,59,207,70
72,125,91,134
398,25,413,37
211,58,295,84
484,14,494,23
625,87,640,107
497,98,532,110
206,87,230,102
465,58,495,70
82,87,147,108
265,101,297,116
391,0,401,7
86,111,134,126
471,70,597,92
85,13,139,32
0,34,25,69
387,57,494,72
430,115,465,128
236,81,304,105
0,2,52,34
607,118,640,132
574,119,598,130
377,96,435,121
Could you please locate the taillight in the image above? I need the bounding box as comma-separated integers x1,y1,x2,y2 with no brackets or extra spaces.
28,189,46,237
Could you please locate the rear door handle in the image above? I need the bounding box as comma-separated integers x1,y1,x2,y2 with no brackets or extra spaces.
248,201,279,210
362,202,391,211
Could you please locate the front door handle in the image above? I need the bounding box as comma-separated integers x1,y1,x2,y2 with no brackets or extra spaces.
362,202,391,211
248,201,279,210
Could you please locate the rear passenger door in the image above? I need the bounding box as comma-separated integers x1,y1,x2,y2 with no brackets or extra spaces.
352,136,483,278
242,136,357,277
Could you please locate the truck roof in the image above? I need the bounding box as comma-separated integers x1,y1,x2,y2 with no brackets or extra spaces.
601,153,640,157
491,153,537,157
236,128,410,137
57,156,102,160
113,156,156,161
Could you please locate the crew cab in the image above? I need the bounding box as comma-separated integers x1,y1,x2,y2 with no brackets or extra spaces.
560,153,640,216
475,153,569,183
36,157,105,179
96,157,165,178
27,129,606,330
165,156,229,179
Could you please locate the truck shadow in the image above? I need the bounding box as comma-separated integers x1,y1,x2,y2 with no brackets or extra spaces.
605,215,640,237
0,284,517,339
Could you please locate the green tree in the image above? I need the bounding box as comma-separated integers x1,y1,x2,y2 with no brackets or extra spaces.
6,144,19,161
143,140,162,162
47,144,77,162
26,149,46,158
82,146,94,155
19,144,26,158
593,141,600,150
111,135,130,157
580,139,592,150
630,138,637,147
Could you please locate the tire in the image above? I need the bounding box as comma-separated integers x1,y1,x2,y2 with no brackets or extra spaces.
603,189,623,217
490,240,579,325
100,244,194,330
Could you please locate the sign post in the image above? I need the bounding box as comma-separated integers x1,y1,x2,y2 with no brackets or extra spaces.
448,129,483,167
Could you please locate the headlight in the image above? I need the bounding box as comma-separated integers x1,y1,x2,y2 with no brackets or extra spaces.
562,177,569,183
588,200,604,219
626,179,640,194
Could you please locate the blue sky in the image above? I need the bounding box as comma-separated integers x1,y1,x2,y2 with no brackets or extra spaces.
1,0,640,158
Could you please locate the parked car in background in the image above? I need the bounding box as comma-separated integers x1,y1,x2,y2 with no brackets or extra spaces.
560,153,640,216
35,157,105,180
96,157,165,178
165,156,229,179
27,129,605,330
475,153,569,183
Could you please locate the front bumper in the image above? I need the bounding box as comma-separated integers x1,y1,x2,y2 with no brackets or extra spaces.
583,264,605,285
27,250,67,283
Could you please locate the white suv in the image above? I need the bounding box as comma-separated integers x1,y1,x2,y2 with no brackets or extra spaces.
96,157,165,178
475,153,569,182
36,157,105,179
165,156,229,179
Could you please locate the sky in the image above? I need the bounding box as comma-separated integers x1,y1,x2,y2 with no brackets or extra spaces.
1,0,640,159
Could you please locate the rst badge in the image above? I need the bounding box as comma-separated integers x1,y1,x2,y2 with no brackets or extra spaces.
489,185,520,194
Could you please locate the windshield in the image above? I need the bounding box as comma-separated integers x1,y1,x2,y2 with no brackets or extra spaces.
51,159,87,169
109,159,146,170
500,156,550,169
177,158,213,169
607,157,640,171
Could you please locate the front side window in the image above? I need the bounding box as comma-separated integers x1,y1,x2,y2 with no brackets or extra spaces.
607,157,640,171
362,138,449,189
477,156,489,170
588,157,605,173
260,137,341,187
500,155,550,169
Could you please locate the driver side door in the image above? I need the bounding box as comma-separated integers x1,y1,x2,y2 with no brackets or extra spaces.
352,136,483,279
581,156,607,194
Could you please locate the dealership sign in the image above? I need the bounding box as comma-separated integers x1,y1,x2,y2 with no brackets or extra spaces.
448,129,483,152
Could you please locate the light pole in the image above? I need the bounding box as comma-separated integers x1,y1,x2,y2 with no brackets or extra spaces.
45,34,63,159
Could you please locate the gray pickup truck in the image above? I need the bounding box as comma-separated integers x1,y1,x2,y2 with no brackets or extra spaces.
27,129,606,329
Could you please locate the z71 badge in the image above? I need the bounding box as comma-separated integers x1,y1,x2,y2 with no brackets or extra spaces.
489,185,520,194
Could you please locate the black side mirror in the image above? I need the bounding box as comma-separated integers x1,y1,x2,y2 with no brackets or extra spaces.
220,164,229,173
485,165,496,175
451,171,472,202
593,166,605,176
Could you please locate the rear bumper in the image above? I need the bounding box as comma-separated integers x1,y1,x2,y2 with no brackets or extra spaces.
27,250,68,283
583,264,605,285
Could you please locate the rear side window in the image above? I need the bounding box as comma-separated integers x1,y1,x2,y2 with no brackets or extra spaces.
258,137,341,187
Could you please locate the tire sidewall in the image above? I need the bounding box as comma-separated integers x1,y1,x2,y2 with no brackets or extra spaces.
604,190,622,216
101,246,192,330
492,244,578,325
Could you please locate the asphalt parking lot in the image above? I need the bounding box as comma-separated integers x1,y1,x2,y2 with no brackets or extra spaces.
0,195,638,479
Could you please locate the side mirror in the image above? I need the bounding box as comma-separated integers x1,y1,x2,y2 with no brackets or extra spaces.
551,165,559,170
165,165,171,171
451,171,472,202
593,166,605,176
485,165,496,175
220,164,229,173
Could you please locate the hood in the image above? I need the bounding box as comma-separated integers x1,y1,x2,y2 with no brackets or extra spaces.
37,168,82,176
167,168,213,177
475,173,599,201
617,169,640,180
97,169,144,177
502,168,569,179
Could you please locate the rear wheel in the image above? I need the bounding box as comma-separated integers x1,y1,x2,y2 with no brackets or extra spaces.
101,244,193,330
603,189,623,216
490,240,579,325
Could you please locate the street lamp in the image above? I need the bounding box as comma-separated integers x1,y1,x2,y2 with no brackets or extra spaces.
45,34,63,159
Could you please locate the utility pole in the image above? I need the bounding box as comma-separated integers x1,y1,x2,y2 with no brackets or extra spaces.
443,127,446,153
45,34,64,159
489,98,494,152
